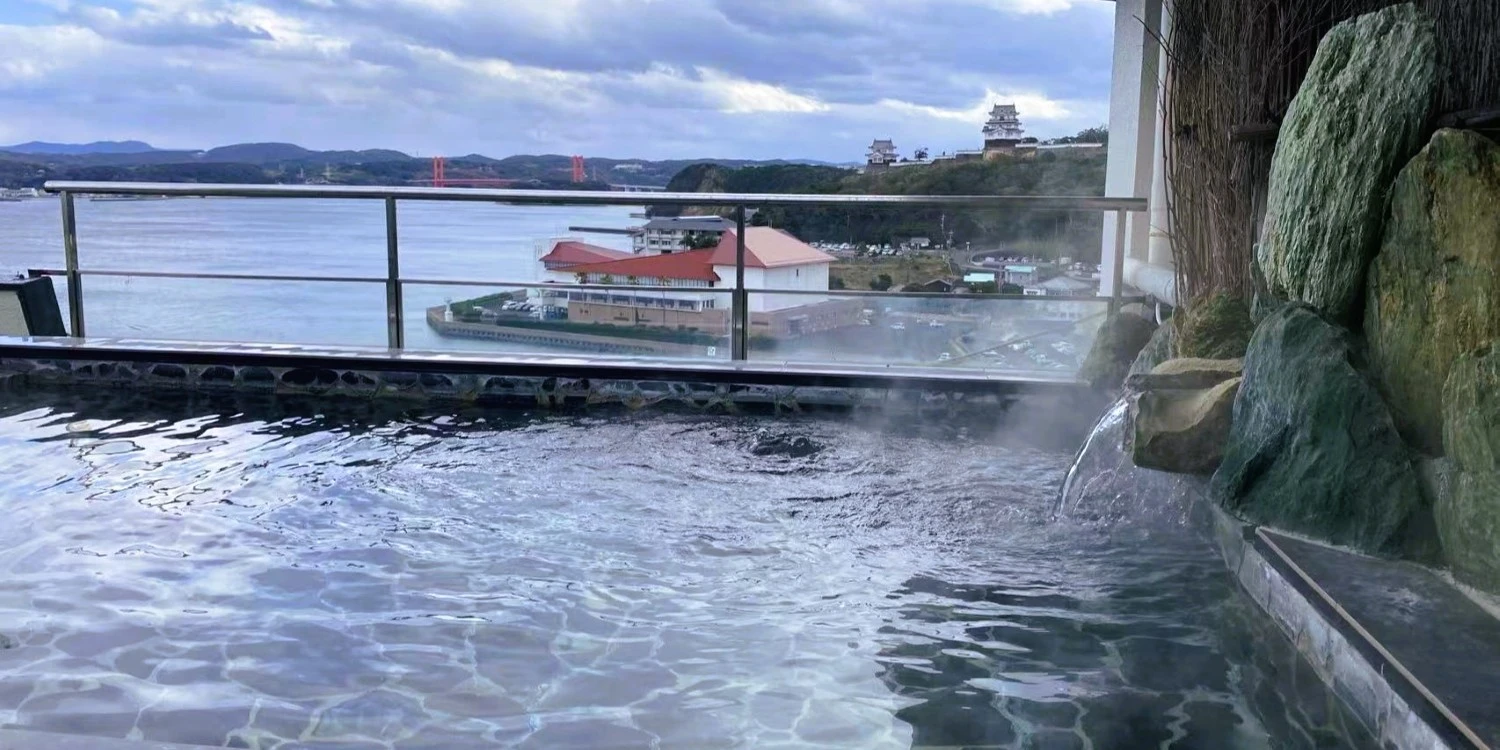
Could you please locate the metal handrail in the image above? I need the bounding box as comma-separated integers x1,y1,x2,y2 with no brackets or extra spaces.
43,181,1145,359
44,181,1149,212
31,268,1131,303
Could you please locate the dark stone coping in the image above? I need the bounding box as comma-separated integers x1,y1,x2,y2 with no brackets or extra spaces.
0,728,215,749
1212,506,1497,749
1262,530,1500,750
0,336,1081,396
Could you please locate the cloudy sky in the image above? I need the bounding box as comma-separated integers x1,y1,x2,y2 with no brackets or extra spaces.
0,0,1115,161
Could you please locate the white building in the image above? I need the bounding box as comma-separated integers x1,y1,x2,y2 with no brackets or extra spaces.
983,104,1025,142
866,139,899,169
1024,275,1098,297
533,227,854,337
631,216,734,254
708,227,832,313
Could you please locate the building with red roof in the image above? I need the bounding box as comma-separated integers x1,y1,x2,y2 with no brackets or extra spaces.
563,248,721,284
538,240,632,271
532,228,857,338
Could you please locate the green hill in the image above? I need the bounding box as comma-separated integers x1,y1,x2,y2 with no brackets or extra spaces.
0,142,840,189
652,150,1108,258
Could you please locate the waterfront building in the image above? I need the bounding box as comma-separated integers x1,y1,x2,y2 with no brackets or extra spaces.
541,227,857,338
1001,263,1056,286
1023,275,1097,297
630,216,735,254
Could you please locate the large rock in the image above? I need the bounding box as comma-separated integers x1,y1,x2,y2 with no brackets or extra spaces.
1256,3,1438,324
1080,311,1156,391
1126,357,1242,391
1211,305,1423,553
1436,344,1500,592
1128,319,1177,377
1131,376,1241,475
1177,293,1254,360
1365,129,1500,455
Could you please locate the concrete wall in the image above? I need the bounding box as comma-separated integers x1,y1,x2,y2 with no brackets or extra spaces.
568,303,728,334
711,264,830,312
748,299,863,338
758,264,829,312
567,297,859,339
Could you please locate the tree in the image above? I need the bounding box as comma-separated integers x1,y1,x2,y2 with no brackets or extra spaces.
684,231,721,250
1001,282,1024,294
1074,126,1108,144
830,276,846,290
869,273,894,291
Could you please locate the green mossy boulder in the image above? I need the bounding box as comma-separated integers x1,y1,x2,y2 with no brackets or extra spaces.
1365,129,1500,455
1177,293,1255,360
1212,305,1422,553
1256,3,1438,324
1436,344,1500,592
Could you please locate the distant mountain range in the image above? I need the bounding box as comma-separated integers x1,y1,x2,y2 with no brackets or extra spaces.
0,140,846,189
3,140,159,155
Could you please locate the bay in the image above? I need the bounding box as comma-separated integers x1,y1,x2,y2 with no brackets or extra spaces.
0,196,640,352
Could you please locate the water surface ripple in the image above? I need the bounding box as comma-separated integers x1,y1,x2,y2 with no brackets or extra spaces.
0,392,1372,749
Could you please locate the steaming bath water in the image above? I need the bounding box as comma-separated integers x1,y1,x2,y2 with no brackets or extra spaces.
0,390,1373,748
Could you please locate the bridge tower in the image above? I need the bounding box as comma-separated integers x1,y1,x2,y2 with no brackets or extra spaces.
431,156,447,188
570,155,585,183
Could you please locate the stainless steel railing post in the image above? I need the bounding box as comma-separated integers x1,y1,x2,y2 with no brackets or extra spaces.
60,191,85,338
384,197,404,350
1109,208,1127,316
732,205,748,361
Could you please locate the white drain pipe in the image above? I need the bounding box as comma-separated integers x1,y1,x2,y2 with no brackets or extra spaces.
1123,257,1177,307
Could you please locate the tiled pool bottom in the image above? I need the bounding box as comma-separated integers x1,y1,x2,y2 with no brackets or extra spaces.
0,391,1373,750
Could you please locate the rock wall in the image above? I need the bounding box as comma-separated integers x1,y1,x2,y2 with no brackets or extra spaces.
1256,3,1438,325
1211,305,1422,554
1365,128,1500,455
1177,294,1254,361
1436,344,1500,591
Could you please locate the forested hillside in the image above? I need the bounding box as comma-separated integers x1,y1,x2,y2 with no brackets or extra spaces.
0,143,838,189
653,150,1107,253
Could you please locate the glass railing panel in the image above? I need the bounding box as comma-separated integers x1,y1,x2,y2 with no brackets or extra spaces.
743,290,1108,377
401,282,733,360
73,197,387,278
74,274,387,346
394,201,640,280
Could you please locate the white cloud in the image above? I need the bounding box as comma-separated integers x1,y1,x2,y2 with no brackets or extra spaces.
965,0,1080,13
697,69,830,114
0,0,1111,158
877,89,1072,123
